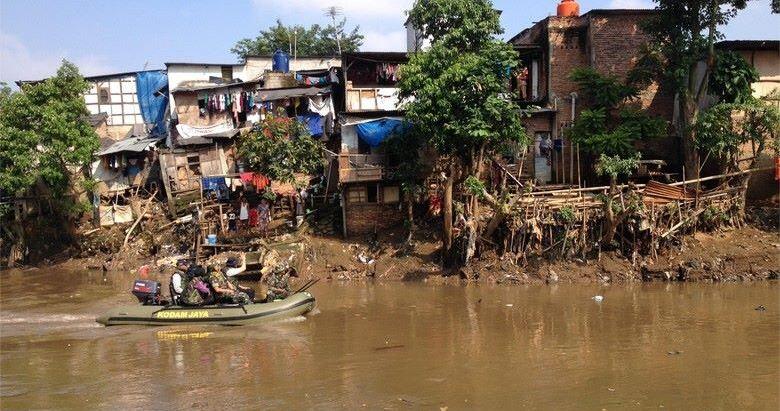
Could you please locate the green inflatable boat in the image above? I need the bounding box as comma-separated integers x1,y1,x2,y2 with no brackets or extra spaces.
96,292,316,326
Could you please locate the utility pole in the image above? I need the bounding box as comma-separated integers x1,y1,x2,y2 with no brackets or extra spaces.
324,6,343,55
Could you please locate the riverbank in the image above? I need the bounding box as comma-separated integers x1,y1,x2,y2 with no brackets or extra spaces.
35,212,779,285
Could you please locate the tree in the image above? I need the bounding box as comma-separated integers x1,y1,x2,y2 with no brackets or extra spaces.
382,127,426,244
237,116,324,184
695,100,780,174
399,0,526,252
642,0,750,179
0,82,13,108
566,67,667,158
231,19,363,61
0,60,99,203
709,51,759,104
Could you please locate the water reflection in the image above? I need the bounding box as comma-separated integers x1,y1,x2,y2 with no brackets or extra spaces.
1,269,778,409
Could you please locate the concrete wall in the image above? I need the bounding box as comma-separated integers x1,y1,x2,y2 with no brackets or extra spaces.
734,49,780,101
243,56,341,79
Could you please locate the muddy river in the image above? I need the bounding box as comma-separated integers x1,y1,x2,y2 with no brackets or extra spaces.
1,269,778,410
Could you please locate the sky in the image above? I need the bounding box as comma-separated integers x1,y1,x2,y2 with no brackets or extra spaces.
1,0,778,85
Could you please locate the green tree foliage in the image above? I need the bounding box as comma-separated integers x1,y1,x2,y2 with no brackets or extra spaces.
641,0,750,178
399,0,526,163
0,82,13,108
399,0,526,253
0,60,99,199
694,100,780,173
231,19,363,61
238,116,324,184
566,68,666,157
709,51,760,104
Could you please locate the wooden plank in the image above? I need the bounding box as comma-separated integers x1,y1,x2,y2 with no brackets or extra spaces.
158,153,178,218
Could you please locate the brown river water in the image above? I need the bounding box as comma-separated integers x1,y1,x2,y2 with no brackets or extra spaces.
1,269,778,410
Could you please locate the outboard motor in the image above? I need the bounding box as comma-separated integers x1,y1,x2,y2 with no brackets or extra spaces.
132,280,162,305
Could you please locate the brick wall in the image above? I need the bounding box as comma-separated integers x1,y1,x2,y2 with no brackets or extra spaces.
345,202,405,236
512,11,681,185
343,182,404,236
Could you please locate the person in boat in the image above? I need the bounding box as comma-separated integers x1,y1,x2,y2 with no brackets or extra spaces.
222,256,255,301
208,263,252,305
169,259,190,305
223,254,247,277
265,262,292,302
180,270,214,306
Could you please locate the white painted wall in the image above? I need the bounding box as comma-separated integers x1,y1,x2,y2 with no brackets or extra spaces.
84,75,144,126
167,57,340,118
341,124,359,152
244,56,341,79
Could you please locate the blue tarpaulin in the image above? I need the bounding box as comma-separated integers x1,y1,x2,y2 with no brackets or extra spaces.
136,71,169,135
355,118,407,147
296,113,324,137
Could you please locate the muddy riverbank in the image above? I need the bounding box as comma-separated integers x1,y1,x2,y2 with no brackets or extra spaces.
40,222,780,286
1,269,778,409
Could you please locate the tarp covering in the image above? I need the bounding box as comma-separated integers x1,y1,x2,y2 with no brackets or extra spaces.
175,122,238,145
136,70,169,135
355,118,408,147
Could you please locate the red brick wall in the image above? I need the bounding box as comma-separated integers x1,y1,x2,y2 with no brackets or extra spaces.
343,183,404,236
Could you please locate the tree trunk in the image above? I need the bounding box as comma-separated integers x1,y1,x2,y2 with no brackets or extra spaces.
681,91,701,180
404,191,414,244
443,163,454,251
601,177,619,245
471,143,486,220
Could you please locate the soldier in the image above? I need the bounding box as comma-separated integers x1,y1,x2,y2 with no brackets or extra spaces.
208,265,252,305
265,262,292,302
180,274,213,306
169,259,189,305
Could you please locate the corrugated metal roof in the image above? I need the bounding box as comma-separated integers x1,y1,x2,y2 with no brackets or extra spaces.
98,135,165,156
716,40,780,51
172,79,262,93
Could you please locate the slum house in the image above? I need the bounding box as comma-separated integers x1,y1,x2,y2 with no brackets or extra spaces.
714,40,780,201
16,70,169,221
163,56,340,217
338,52,409,236
507,2,675,187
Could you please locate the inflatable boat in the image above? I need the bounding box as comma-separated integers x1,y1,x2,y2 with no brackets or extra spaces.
96,292,315,326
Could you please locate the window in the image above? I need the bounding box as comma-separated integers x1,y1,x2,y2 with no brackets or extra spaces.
366,184,378,203
221,66,233,81
383,186,400,203
347,186,367,204
98,86,111,104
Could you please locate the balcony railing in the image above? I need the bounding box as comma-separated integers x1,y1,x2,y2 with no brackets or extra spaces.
338,154,387,183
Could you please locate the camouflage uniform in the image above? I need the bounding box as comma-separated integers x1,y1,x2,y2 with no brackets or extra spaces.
265,264,291,301
209,270,251,305
180,277,205,306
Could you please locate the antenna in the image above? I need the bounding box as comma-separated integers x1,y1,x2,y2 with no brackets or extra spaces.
323,6,343,55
